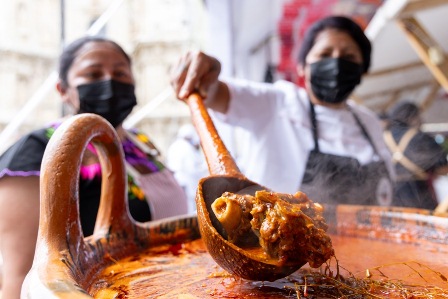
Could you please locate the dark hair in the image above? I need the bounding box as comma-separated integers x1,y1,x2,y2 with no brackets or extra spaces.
58,36,132,88
298,16,372,73
388,101,420,126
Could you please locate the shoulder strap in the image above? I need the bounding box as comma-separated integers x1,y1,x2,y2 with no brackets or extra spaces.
348,107,380,155
383,129,428,180
308,100,320,152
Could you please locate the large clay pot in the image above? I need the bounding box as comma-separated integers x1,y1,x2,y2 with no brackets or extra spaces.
21,113,448,298
21,114,200,298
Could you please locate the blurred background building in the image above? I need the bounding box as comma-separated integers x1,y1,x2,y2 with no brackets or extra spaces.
0,0,207,156
1,0,447,158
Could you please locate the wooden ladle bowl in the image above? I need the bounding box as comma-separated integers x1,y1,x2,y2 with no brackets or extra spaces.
186,93,306,281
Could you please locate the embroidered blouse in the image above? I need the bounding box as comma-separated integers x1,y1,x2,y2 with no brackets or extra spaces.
0,122,166,235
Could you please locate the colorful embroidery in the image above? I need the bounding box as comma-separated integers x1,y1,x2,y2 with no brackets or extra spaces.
45,126,56,139
128,174,145,201
79,163,101,181
44,125,163,202
135,131,150,143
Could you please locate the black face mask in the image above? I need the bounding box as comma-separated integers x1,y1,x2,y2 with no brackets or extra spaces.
310,58,363,104
77,79,137,128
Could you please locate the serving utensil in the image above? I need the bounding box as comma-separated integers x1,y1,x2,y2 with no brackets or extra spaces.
186,93,306,281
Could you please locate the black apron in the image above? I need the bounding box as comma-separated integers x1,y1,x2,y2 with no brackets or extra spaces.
300,102,393,206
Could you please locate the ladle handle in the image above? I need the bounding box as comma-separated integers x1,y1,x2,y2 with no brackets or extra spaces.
37,114,133,255
186,93,242,177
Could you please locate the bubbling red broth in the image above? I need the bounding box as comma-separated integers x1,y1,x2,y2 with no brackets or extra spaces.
89,234,448,298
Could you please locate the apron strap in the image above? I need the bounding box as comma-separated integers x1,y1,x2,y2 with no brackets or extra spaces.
309,101,320,152
347,105,380,156
308,100,379,155
305,99,393,206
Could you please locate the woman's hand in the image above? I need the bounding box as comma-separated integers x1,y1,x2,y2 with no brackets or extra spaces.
169,51,223,104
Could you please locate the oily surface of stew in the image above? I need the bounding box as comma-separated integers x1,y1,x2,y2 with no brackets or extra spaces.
89,235,448,298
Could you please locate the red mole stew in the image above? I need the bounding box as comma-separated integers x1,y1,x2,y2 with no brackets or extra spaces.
89,235,448,298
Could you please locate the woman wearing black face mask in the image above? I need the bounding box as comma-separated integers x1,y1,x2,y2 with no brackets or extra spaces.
170,15,395,207
0,36,188,299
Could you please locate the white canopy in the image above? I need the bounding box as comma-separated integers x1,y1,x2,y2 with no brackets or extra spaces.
354,0,448,121
206,0,448,124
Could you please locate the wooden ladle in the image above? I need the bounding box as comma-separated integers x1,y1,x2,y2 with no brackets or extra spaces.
186,93,306,281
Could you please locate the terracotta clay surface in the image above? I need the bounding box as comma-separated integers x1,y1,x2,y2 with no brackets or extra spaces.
87,203,448,298
21,112,448,298
89,232,448,298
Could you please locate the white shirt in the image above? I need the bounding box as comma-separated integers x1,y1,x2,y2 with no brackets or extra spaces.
212,78,394,193
167,138,208,214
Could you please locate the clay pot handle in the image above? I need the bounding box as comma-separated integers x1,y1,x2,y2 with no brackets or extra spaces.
186,93,242,177
38,114,132,254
